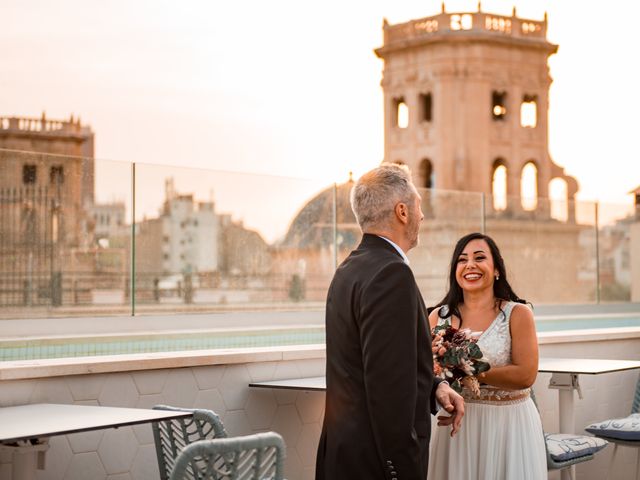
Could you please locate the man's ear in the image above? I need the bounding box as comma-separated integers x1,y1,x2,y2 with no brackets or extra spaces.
395,202,409,225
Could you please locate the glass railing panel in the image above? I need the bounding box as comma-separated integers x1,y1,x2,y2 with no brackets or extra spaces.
132,163,331,313
274,180,349,306
574,199,599,304
90,157,134,313
0,149,132,319
596,200,635,303
485,194,597,304
333,180,360,267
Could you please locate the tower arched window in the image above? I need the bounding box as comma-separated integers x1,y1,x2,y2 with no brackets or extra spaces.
419,158,434,189
419,93,432,122
492,91,507,120
520,94,538,128
491,159,507,211
549,178,568,221
521,161,538,210
393,97,409,128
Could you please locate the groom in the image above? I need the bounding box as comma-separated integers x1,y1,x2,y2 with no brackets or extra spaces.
316,164,464,480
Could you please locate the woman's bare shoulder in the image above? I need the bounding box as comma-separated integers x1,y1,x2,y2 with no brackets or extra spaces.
428,306,442,328
511,302,534,320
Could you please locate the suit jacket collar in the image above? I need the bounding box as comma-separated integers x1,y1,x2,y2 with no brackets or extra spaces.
359,233,405,260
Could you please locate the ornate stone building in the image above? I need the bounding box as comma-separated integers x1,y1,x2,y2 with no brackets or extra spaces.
0,113,95,206
0,114,96,306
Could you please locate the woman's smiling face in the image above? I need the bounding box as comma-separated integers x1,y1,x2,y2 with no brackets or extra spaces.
455,238,497,293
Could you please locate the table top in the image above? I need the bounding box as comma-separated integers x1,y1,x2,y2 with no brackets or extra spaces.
538,357,640,375
248,358,640,392
249,376,326,391
0,403,192,443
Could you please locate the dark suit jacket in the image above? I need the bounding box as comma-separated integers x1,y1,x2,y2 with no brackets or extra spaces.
316,234,441,480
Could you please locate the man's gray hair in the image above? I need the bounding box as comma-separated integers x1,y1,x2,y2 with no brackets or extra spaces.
350,163,415,231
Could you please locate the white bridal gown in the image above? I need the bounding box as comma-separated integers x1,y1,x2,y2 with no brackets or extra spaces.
427,302,547,480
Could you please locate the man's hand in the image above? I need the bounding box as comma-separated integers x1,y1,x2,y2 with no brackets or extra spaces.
434,382,465,437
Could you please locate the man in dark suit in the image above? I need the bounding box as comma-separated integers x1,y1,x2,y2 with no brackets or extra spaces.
316,164,464,480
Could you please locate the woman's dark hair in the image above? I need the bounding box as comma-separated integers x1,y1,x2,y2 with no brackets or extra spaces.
434,232,528,322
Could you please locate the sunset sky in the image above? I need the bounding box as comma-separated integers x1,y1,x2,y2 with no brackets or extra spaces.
1,0,639,217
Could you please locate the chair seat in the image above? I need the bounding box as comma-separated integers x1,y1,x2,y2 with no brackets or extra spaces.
585,413,640,442
544,432,608,464
529,389,608,473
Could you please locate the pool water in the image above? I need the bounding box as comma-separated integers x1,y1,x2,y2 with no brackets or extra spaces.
535,314,640,332
0,328,326,362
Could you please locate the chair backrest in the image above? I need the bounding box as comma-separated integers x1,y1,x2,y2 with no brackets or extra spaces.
168,432,286,480
632,372,640,414
153,405,228,480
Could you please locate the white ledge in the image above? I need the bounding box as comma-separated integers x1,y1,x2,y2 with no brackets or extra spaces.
0,345,326,381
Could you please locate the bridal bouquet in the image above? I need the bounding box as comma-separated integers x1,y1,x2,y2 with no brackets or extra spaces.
431,322,491,396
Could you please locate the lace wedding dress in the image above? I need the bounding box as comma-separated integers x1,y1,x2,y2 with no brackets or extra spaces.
427,302,547,480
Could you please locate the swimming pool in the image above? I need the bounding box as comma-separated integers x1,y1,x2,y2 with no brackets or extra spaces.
0,327,326,362
1,314,639,362
535,313,640,332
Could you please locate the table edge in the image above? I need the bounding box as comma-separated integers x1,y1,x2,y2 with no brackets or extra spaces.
0,409,192,444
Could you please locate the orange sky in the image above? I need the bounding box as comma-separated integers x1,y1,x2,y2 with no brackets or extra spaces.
1,0,638,238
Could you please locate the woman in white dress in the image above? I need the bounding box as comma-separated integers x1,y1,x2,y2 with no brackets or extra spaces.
427,232,547,480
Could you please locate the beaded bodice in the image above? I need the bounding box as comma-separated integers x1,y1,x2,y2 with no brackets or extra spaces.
438,302,530,403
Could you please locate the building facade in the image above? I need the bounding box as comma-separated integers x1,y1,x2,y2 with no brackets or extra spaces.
0,114,96,306
136,178,219,277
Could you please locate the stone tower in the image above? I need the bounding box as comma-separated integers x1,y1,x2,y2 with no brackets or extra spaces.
374,5,577,217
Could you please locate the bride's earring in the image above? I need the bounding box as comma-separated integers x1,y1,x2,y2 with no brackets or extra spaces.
495,272,500,281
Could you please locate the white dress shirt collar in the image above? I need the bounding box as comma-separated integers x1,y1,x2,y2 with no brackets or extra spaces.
377,235,410,265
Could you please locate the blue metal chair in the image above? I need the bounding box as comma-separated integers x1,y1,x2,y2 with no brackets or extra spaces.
168,432,286,480
152,405,228,480
585,373,640,480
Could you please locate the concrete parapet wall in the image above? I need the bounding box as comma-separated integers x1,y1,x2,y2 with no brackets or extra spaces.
1,332,639,480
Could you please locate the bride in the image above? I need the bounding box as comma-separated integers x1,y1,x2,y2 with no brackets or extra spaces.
427,232,546,480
